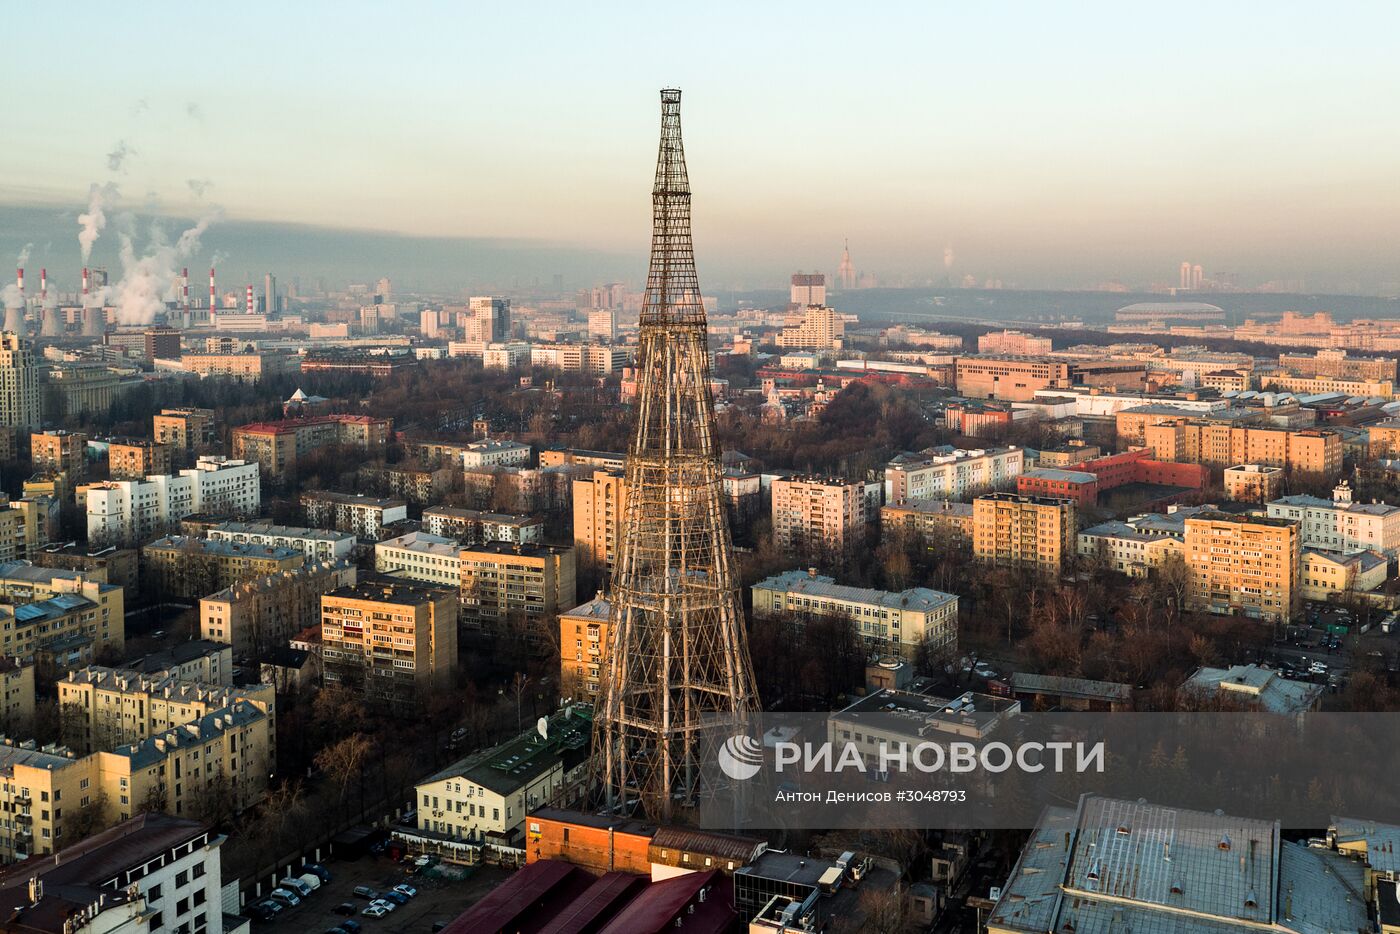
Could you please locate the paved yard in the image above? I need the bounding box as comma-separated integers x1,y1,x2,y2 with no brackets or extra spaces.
252,852,510,933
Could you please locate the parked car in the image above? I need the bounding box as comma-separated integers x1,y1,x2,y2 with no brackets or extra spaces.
352,886,378,900
336,921,362,934
369,898,397,913
451,727,467,742
305,863,333,883
398,810,417,826
361,904,388,919
380,891,408,906
244,902,276,922
269,888,300,907
392,884,417,899
333,902,358,917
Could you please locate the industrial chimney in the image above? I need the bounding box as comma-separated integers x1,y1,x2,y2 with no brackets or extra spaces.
245,285,254,315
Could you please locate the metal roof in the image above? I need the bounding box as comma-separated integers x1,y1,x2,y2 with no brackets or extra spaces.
753,570,957,613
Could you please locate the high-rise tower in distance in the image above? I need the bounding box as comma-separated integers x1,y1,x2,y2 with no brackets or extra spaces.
838,239,856,290
591,89,759,821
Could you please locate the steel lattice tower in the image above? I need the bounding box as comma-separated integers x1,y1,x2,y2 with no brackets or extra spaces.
591,89,759,821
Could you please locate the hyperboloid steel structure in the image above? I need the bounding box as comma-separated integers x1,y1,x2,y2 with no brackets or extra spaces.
590,89,759,821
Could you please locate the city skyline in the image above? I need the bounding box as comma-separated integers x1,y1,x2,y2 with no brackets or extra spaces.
4,2,1400,291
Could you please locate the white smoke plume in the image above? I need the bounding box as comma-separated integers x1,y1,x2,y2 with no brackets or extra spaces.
0,285,20,311
16,244,32,268
106,140,134,173
112,209,222,326
187,178,213,199
78,183,117,263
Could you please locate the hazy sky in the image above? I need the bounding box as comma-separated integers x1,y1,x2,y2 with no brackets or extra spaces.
5,1,1400,290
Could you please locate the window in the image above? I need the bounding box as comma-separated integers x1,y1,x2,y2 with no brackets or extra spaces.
176,870,188,887
149,884,163,901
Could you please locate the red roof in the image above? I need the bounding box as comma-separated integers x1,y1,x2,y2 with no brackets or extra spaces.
441,860,593,934
534,871,648,934
596,869,733,934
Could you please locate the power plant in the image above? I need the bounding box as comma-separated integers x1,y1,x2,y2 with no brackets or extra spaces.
590,89,759,821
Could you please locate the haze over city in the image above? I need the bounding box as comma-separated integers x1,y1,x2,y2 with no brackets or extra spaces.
5,1,1400,292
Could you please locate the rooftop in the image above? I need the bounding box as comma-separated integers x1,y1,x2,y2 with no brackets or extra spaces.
301,490,406,508
425,707,591,796
1009,672,1132,703
561,594,611,621
754,570,957,613
143,535,301,561
1020,467,1098,484
118,702,265,769
210,521,354,542
327,577,457,606
376,531,461,557
1181,664,1323,715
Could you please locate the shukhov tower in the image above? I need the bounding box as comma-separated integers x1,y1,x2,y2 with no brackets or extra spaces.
591,89,759,821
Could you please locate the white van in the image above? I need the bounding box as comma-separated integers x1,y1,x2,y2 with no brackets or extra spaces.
298,873,322,892
280,877,313,898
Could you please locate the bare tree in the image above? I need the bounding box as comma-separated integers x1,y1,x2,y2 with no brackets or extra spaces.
315,732,374,820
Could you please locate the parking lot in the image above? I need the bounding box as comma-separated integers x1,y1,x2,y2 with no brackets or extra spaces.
251,851,511,933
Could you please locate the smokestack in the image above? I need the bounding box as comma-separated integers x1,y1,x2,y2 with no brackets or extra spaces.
209,267,216,313
82,267,90,302
182,268,190,311
245,284,254,315
39,269,46,304
16,269,23,297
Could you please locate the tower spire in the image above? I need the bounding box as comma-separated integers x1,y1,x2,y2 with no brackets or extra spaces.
591,89,759,821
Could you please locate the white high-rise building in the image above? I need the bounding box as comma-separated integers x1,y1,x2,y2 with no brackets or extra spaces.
588,308,616,343
790,273,826,306
467,296,511,343
87,456,260,545
1179,261,1192,290
0,333,41,429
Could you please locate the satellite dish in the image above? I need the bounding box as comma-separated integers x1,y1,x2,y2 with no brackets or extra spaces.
537,717,548,740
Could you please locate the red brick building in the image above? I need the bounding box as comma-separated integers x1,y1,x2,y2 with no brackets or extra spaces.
1080,448,1209,492
1017,468,1100,506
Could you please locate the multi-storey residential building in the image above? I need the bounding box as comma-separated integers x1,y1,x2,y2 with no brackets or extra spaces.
977,329,1052,355
180,351,297,383
0,333,42,430
1113,403,1253,447
461,439,531,469
1037,441,1101,468
1369,417,1400,459
775,305,845,350
972,492,1077,573
200,559,356,658
106,439,172,481
1016,468,1099,507
321,579,458,714
232,415,392,479
56,666,275,755
1184,510,1299,621
31,430,87,478
1224,464,1285,503
1144,420,1342,476
1259,373,1394,399
401,438,476,467
1266,481,1400,557
153,407,216,452
539,448,626,471
752,568,958,659
0,499,45,565
1077,519,1186,577
300,491,407,539
1301,549,1388,602
558,594,610,701
32,543,138,596
0,575,124,672
1279,348,1398,382
883,446,1024,504
141,537,304,600
0,812,227,933
86,457,261,546
413,707,590,848
771,475,874,555
881,499,975,550
357,461,453,504
572,468,627,577
955,357,1147,401
421,507,543,545
123,639,233,686
374,532,463,588
464,296,511,343
206,521,354,561
459,542,577,636
0,657,34,733
0,562,117,603
529,343,631,374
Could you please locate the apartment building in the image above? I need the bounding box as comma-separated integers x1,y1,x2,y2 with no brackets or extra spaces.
56,666,275,755
883,445,1024,504
1184,511,1299,621
752,568,958,659
1113,403,1251,447
538,448,626,471
977,329,1052,355
321,579,459,714
775,305,845,350
300,491,408,539
1301,549,1388,602
529,343,631,374
31,430,87,478
232,414,392,479
1224,464,1285,503
206,521,355,561
972,493,1077,573
0,657,34,733
86,457,261,546
1077,519,1185,577
0,333,42,430
1259,373,1394,399
461,439,532,468
421,506,543,545
559,594,610,701
572,468,627,577
0,575,124,671
459,542,577,636
374,532,463,588
1279,348,1398,382
123,639,233,686
0,813,228,934
153,407,216,452
881,499,975,550
0,562,117,603
141,536,304,600
357,461,453,504
1266,481,1400,557
180,351,297,383
200,559,356,658
1037,441,1101,468
1144,420,1342,476
33,543,139,597
771,475,874,555
0,499,44,564
413,707,590,848
1016,468,1099,507
105,439,172,481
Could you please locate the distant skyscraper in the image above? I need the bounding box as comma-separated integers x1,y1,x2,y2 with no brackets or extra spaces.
0,333,42,429
467,296,511,342
376,277,392,301
263,273,277,315
838,240,856,290
1179,261,1192,290
588,308,616,343
789,273,826,306
1192,264,1204,290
